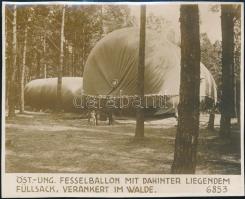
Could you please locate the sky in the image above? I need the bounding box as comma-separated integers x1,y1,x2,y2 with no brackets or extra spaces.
130,4,221,43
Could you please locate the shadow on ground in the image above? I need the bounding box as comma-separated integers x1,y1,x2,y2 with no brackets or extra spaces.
5,112,241,174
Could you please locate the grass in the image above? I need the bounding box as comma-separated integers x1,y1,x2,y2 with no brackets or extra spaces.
5,111,241,174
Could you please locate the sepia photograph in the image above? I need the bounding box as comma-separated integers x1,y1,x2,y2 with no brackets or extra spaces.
1,1,244,197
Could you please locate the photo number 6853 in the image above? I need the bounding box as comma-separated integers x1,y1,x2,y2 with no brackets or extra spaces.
206,185,228,194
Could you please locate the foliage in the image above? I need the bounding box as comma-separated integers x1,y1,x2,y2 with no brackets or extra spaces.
5,4,133,82
200,33,222,97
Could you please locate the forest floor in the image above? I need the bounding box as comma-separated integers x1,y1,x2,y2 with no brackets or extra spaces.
5,111,241,174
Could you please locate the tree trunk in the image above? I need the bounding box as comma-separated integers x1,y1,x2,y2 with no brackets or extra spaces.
72,44,75,76
220,5,234,138
100,5,104,38
43,35,47,78
57,5,65,111
44,64,47,78
208,107,215,131
134,5,146,140
5,10,9,110
82,27,85,76
36,51,41,78
207,99,216,130
73,32,77,76
236,78,240,124
8,5,17,118
19,27,28,113
171,5,200,174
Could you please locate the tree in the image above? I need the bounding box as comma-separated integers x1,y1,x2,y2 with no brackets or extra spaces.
43,34,47,78
135,5,146,140
17,6,33,113
200,33,221,130
5,5,13,112
220,5,235,137
200,33,221,83
5,4,133,83
233,5,241,124
19,27,28,113
5,4,135,114
8,5,17,118
210,4,240,128
57,5,65,111
103,5,132,34
171,5,200,174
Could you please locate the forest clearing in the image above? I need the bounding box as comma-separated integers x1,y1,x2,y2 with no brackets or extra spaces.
5,112,240,174
3,0,242,180
2,2,244,197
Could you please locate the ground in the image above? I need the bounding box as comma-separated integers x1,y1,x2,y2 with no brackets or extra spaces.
5,111,241,174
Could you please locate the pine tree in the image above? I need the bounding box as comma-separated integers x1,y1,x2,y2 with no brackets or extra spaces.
57,5,65,111
220,5,235,137
171,5,200,174
8,5,17,118
19,27,28,113
135,5,146,140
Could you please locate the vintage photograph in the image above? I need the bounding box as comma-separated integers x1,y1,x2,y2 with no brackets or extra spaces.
2,1,243,177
